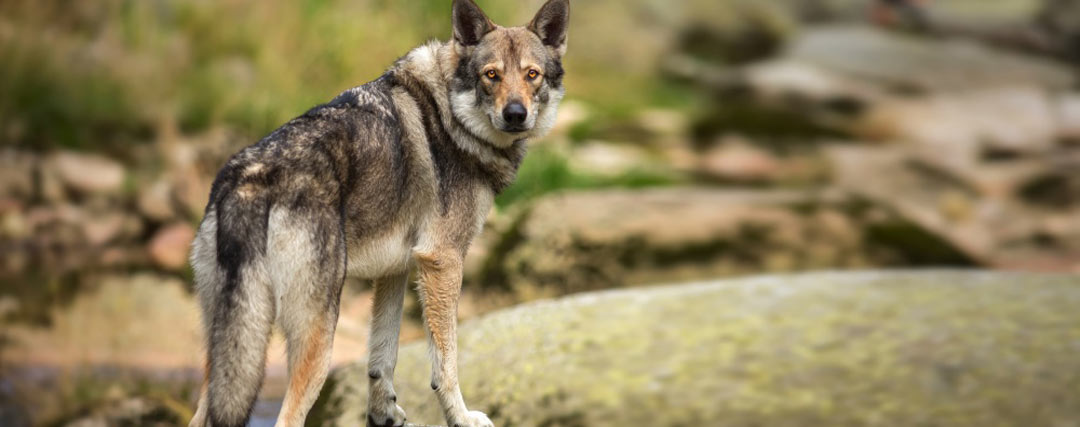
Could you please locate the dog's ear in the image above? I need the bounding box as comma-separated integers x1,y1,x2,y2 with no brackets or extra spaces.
528,0,570,51
452,0,495,47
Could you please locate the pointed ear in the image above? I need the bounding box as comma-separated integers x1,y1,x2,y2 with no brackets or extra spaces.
452,0,495,46
528,0,570,50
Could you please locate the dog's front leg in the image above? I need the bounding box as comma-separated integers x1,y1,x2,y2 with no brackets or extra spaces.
415,249,493,427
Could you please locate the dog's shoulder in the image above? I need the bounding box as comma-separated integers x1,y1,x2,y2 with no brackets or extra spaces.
305,76,399,124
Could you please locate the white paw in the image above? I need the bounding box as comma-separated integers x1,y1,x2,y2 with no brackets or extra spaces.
451,410,494,427
367,403,407,427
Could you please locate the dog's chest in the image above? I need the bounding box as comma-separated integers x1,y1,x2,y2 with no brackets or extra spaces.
343,184,495,280
345,227,413,279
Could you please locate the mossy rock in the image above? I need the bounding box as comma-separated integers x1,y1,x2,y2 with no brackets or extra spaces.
474,189,975,298
311,271,1080,426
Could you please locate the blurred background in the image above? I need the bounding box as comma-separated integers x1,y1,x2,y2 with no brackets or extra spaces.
1,0,1079,425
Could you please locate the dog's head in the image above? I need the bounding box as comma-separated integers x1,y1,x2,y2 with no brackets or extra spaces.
448,0,569,147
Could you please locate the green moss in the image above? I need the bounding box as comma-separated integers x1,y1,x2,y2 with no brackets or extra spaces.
315,271,1080,427
691,101,848,150
864,221,978,266
476,210,532,291
0,272,82,327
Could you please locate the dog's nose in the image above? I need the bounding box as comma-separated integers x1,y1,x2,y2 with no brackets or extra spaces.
502,102,527,126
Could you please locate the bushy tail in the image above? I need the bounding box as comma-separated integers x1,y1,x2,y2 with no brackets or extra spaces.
205,278,273,427
202,192,275,427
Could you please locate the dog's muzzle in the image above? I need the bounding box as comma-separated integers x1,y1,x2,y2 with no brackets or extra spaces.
502,102,528,132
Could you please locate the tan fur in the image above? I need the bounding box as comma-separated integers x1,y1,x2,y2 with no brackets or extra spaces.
277,320,332,425
480,28,550,115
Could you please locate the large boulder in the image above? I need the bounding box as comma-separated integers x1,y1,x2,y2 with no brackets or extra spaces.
856,87,1061,166
672,25,1078,146
786,25,1075,92
827,145,1080,271
472,189,972,298
311,271,1080,427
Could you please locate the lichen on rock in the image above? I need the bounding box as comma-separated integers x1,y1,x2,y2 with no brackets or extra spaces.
311,270,1080,427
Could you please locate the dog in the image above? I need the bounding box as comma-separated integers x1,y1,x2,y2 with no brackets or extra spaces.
186,0,569,426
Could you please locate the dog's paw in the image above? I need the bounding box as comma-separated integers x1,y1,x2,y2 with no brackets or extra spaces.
450,410,494,427
366,404,407,427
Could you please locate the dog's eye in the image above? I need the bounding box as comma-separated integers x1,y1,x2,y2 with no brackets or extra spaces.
485,70,498,80
527,69,539,80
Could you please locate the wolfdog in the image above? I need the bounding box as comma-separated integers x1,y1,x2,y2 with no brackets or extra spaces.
187,1,569,425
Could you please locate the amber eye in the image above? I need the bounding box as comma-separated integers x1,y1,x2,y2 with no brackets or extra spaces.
527,69,539,80
485,70,498,79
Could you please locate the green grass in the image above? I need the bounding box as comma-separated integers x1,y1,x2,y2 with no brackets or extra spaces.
0,0,513,150
0,0,719,152
495,144,680,208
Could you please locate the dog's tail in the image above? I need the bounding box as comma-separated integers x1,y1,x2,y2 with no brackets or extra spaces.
199,191,275,427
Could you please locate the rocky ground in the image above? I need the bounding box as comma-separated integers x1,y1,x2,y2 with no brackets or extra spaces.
313,271,1080,427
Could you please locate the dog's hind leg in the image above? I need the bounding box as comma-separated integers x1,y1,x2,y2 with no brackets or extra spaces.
276,306,338,427
273,211,347,427
366,272,410,427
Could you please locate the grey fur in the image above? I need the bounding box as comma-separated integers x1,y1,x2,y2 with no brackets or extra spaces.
188,1,569,426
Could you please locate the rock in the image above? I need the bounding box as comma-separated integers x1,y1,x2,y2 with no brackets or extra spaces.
137,179,177,222
912,153,1049,200
0,296,18,319
147,223,195,271
475,189,915,296
0,209,30,240
549,99,590,137
698,136,784,182
0,197,22,214
98,246,150,269
46,151,127,196
3,274,201,422
787,25,1075,92
567,141,653,178
4,273,202,367
38,159,67,204
1019,170,1080,209
828,145,991,256
312,271,1080,427
743,58,886,105
1059,94,1080,143
826,145,1080,270
857,87,1059,164
677,25,1076,149
1035,0,1080,62
635,108,689,137
156,134,238,220
81,212,143,247
0,149,37,199
171,167,211,220
61,397,186,427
